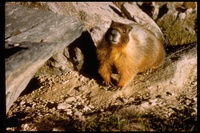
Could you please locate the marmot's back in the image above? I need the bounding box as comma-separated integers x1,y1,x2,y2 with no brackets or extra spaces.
127,23,165,72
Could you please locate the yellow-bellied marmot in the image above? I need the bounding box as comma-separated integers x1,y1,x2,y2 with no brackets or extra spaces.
97,21,165,87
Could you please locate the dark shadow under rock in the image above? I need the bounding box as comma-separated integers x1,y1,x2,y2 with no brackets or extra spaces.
67,31,100,80
19,77,41,97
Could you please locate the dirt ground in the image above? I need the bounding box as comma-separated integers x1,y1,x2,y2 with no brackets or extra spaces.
6,43,197,131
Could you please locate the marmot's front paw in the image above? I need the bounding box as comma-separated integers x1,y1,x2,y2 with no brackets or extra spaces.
116,80,127,88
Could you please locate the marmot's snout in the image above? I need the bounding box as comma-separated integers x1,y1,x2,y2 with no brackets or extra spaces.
108,29,121,44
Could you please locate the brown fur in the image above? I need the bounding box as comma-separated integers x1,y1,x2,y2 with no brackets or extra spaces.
97,21,165,87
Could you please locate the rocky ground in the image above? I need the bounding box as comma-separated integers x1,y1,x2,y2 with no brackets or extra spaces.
6,43,197,131
6,2,197,131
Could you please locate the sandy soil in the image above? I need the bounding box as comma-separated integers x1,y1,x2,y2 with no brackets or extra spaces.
6,44,197,131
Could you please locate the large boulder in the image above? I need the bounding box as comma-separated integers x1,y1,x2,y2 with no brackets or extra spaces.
5,3,83,113
45,2,164,46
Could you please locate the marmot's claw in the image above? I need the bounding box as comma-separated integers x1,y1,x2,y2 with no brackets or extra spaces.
102,81,114,87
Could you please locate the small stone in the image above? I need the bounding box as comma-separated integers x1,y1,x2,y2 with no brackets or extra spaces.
32,103,36,108
57,103,71,110
178,13,186,20
21,123,29,131
83,106,91,112
52,128,65,131
65,97,76,103
74,111,83,116
20,101,26,105
13,43,20,47
88,105,95,109
149,99,158,106
66,109,73,115
140,101,150,108
76,95,82,100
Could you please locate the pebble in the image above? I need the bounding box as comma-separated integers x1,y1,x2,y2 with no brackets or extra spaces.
140,101,150,108
178,13,186,20
20,101,26,105
66,109,73,115
149,99,158,106
83,106,91,112
65,97,76,103
88,105,94,109
57,103,71,110
74,110,83,116
32,103,36,108
52,128,65,131
21,123,29,131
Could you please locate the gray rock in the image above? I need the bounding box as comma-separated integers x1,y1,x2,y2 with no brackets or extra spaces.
49,51,74,74
5,3,83,113
5,3,83,45
43,2,137,46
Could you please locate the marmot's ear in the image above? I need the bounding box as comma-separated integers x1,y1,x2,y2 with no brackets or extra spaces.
111,20,115,25
128,26,132,32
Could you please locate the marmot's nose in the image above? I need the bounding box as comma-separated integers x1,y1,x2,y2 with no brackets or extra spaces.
111,30,118,35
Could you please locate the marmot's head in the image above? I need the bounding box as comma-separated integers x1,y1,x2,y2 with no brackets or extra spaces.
105,21,132,45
